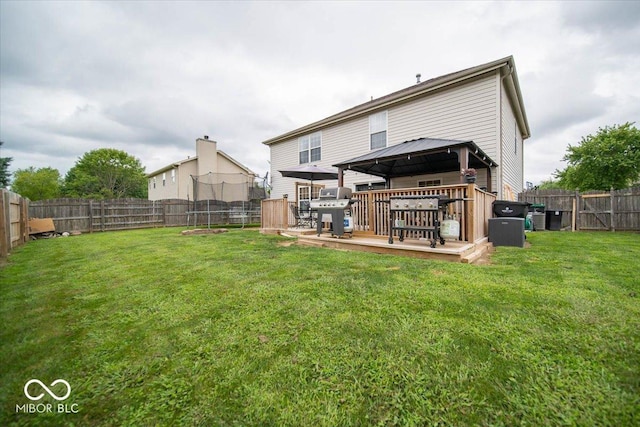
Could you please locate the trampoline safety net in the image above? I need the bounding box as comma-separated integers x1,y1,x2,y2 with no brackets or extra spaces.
190,173,266,227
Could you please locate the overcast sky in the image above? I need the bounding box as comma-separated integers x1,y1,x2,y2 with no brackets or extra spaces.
1,1,639,187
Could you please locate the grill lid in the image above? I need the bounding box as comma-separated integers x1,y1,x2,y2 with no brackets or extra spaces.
318,187,352,200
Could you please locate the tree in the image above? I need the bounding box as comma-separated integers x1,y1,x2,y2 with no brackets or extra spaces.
63,148,148,199
0,141,12,188
11,167,63,200
536,178,564,190
554,122,640,191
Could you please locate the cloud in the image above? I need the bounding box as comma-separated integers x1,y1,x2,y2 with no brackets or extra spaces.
1,0,639,187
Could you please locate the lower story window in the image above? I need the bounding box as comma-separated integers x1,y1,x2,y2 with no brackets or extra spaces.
418,179,442,187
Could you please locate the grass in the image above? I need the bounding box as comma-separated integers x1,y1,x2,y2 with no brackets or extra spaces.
1,228,639,426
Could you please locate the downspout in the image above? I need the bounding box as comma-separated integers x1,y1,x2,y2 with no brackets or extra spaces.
499,63,514,199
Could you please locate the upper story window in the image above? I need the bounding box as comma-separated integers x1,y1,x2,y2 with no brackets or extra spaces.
299,132,321,164
162,172,166,186
171,169,176,183
370,111,387,150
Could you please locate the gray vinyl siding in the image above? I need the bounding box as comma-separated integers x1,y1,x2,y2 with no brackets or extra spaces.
269,118,373,198
500,86,524,200
267,70,515,197
269,138,302,199
392,171,462,188
389,73,499,159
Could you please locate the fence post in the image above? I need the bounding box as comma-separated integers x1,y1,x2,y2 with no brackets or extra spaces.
20,196,29,244
89,200,93,233
0,190,8,257
574,190,580,231
100,200,105,232
571,194,577,232
610,187,615,232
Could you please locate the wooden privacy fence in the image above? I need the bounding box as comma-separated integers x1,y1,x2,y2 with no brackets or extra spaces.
28,198,262,233
519,187,640,231
1,189,29,257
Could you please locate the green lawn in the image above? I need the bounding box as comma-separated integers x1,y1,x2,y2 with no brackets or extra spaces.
1,228,638,426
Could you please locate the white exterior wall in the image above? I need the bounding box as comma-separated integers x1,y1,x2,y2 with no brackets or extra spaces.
268,70,521,198
196,138,218,176
148,159,198,201
148,168,178,201
217,154,249,176
178,161,198,200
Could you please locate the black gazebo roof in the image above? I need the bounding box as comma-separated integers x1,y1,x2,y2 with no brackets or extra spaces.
333,137,497,179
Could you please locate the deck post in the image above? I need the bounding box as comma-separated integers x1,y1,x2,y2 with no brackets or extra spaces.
282,195,289,229
459,147,469,184
367,190,374,234
466,184,476,242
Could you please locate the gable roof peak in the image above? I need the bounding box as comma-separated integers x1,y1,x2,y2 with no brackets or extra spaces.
262,56,527,146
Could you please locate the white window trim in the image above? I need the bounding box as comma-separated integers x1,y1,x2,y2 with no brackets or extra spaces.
298,131,322,164
369,111,388,150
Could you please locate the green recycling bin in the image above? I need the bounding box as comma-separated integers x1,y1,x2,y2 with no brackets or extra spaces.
530,203,545,213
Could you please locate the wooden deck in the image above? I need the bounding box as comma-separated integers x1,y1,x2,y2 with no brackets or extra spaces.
274,228,491,264
261,184,497,263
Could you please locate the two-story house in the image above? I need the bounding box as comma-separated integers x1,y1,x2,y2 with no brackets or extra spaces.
147,136,256,201
263,56,530,207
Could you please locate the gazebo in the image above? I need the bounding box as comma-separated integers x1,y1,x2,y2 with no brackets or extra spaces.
333,137,497,191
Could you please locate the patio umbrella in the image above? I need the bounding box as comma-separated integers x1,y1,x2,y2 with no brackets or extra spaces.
278,164,339,190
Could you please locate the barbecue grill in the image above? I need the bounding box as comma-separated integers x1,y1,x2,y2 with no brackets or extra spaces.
378,195,463,247
310,187,356,237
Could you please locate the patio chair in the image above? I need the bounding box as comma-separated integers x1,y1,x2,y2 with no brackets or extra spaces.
290,203,314,228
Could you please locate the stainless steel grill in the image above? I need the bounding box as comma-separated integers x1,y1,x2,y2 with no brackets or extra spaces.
387,195,443,247
389,196,439,211
310,187,356,237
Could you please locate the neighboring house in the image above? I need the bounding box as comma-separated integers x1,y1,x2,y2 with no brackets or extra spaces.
147,136,256,201
263,56,530,205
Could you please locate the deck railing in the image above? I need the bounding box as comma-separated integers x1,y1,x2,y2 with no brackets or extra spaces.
261,198,289,230
261,184,496,242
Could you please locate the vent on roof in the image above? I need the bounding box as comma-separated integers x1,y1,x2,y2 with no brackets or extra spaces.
204,135,209,140
416,73,421,84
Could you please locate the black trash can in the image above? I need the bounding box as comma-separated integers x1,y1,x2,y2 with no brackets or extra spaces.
490,201,530,247
545,210,563,231
492,200,531,218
